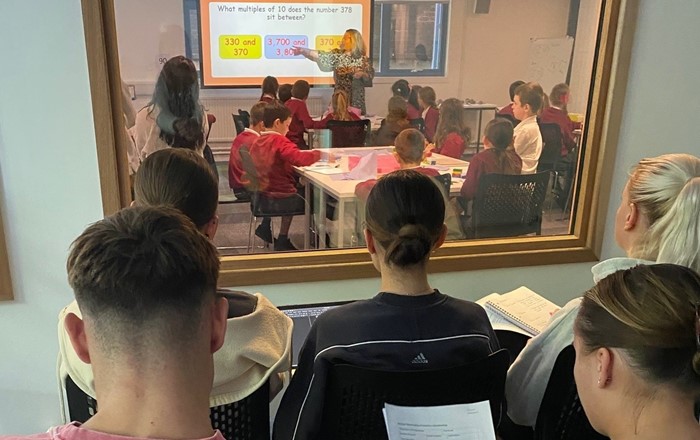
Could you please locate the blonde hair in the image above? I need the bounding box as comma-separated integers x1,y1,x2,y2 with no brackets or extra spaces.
627,154,700,272
345,29,367,58
331,90,352,121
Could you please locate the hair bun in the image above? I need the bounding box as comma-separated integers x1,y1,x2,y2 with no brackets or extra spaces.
386,224,433,266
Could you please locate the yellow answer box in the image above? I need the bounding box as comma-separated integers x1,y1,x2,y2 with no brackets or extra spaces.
315,35,343,52
219,35,262,59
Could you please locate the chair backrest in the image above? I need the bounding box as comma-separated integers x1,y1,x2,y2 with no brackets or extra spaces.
319,349,509,440
431,173,452,198
64,375,271,440
471,172,550,239
534,345,608,440
409,117,425,133
232,114,246,135
537,121,563,172
326,119,371,147
495,113,519,128
239,147,261,193
494,329,531,365
238,109,251,128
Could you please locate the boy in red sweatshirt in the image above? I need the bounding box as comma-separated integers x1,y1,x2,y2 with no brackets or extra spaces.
228,101,266,201
285,80,326,150
249,102,321,251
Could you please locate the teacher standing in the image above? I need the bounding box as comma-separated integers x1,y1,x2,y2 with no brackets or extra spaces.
294,29,374,115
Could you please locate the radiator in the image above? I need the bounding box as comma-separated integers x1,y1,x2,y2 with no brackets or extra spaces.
202,97,327,142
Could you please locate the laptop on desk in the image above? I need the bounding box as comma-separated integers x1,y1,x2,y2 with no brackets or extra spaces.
279,301,354,368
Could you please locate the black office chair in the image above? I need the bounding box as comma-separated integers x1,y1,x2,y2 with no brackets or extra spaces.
326,119,371,147
466,172,550,239
239,147,307,251
232,114,246,135
534,345,608,440
495,329,531,365
64,375,271,440
409,117,425,133
319,349,509,440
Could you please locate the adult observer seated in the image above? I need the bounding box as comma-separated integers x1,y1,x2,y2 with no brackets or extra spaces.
273,170,499,440
505,153,700,427
57,149,293,413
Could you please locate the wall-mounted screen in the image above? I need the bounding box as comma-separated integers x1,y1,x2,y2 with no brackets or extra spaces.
199,0,372,87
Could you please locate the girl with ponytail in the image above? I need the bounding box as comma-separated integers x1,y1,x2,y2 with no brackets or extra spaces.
321,90,361,122
506,153,700,427
574,264,700,438
274,170,499,440
460,118,522,200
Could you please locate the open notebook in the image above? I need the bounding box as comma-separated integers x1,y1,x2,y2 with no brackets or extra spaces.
477,286,560,337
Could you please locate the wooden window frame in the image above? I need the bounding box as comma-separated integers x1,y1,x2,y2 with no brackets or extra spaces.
0,203,13,301
80,0,636,287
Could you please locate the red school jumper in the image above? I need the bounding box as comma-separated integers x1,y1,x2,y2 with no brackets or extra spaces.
434,132,466,159
285,98,327,150
249,132,320,198
539,106,582,155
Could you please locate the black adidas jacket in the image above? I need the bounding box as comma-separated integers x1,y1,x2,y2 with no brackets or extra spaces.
273,290,499,440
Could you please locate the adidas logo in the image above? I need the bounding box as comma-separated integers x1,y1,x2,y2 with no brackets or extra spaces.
411,353,428,364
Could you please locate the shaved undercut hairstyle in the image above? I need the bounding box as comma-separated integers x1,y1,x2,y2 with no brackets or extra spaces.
66,206,220,352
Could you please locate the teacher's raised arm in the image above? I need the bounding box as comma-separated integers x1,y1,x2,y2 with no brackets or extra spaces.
294,29,374,115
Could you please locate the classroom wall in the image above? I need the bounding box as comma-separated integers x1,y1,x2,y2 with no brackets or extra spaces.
2,0,700,434
113,0,586,117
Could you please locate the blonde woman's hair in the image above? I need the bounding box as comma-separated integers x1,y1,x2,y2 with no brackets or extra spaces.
331,90,352,121
627,153,700,272
345,28,367,58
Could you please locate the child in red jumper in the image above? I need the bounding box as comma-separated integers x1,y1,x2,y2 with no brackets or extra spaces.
249,102,321,251
355,129,440,201
426,98,471,159
228,101,266,201
285,80,326,150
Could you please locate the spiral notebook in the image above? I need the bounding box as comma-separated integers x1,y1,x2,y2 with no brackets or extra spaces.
477,287,560,337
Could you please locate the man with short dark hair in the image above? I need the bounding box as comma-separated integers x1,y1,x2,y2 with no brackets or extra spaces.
3,206,228,440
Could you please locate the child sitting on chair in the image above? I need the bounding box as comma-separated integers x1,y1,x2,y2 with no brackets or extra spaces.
249,102,321,251
228,101,266,201
355,128,440,201
418,86,439,143
285,79,326,150
426,98,471,159
460,118,522,200
374,96,411,146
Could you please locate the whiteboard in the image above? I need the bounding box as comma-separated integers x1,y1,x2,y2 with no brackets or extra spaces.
526,36,574,94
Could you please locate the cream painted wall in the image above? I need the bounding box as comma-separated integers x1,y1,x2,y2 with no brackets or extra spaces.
2,0,700,435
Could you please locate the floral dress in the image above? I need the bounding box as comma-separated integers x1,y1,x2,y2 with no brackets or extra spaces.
317,50,374,115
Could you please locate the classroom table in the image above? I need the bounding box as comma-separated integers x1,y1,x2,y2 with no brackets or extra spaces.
462,103,498,153
296,147,470,249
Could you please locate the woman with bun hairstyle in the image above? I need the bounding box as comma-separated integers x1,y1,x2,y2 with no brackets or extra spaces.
273,170,499,440
574,264,700,439
132,56,211,164
506,153,700,427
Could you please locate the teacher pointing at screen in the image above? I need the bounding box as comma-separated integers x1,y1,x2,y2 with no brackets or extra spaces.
293,29,374,115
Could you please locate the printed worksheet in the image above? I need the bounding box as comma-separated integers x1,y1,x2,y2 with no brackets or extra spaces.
382,401,496,440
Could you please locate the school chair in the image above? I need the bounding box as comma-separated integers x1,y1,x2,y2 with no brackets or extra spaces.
238,109,251,128
326,119,371,147
232,114,246,135
408,117,425,133
238,147,307,251
494,329,530,365
432,172,452,198
319,349,509,440
465,172,550,239
534,345,607,440
64,375,271,440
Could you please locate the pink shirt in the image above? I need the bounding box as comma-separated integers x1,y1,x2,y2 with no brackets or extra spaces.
0,423,225,440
